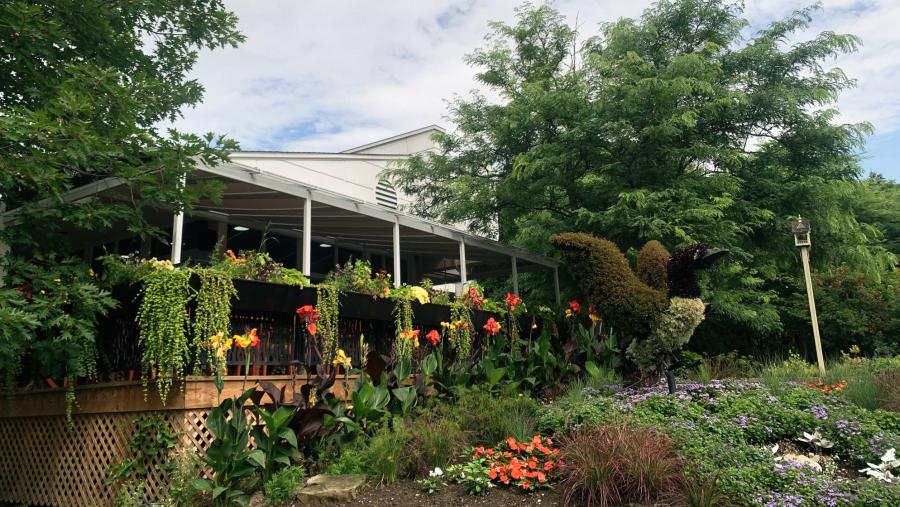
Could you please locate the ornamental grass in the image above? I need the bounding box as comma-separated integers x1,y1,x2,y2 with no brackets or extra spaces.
559,422,684,507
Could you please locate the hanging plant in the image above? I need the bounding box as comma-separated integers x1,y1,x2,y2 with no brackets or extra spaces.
448,301,473,360
316,286,340,364
136,261,193,404
191,268,237,374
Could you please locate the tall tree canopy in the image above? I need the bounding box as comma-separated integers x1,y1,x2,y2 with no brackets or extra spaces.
387,0,899,355
0,1,242,387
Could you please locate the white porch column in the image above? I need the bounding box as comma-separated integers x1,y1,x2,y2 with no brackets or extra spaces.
170,175,186,265
553,267,561,305
171,212,184,265
511,256,519,295
302,191,312,276
392,219,401,287
458,239,467,286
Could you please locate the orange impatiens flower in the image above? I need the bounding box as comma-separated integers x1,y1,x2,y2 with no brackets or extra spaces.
478,434,559,492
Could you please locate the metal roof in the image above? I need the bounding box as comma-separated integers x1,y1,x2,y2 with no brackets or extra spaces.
195,159,556,269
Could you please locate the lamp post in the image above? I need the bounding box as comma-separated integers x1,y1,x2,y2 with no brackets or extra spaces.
789,216,826,377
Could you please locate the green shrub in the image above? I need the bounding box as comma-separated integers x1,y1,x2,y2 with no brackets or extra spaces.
264,465,306,506
113,480,144,507
325,443,367,475
403,414,468,476
448,389,543,444
161,447,207,507
363,423,411,484
636,240,670,292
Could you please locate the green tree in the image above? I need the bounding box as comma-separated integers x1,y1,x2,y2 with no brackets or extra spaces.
387,0,897,355
0,1,242,392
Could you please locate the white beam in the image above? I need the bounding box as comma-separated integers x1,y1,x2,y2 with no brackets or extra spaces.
553,267,560,305
302,191,312,276
511,256,518,295
392,219,401,287
459,239,467,285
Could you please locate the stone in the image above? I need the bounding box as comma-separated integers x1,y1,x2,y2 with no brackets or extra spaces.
295,474,367,504
782,453,823,472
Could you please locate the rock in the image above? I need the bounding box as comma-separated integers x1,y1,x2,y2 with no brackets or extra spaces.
295,474,367,504
782,453,823,472
248,491,265,507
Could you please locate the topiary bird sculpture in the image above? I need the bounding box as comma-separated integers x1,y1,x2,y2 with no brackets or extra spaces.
550,233,727,387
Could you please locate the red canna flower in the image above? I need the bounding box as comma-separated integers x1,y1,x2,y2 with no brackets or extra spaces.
483,317,502,336
568,300,581,314
425,329,440,346
505,292,522,312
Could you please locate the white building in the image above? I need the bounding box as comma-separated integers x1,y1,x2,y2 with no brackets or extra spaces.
4,126,558,298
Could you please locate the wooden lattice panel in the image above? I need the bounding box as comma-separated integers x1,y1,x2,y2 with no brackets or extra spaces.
0,410,213,507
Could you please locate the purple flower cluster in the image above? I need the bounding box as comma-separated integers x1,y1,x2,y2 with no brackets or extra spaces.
811,405,828,420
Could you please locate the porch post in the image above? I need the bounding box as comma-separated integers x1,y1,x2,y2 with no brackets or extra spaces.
458,239,467,286
392,219,401,287
216,220,228,250
302,191,312,276
170,175,186,265
511,256,519,295
553,267,561,305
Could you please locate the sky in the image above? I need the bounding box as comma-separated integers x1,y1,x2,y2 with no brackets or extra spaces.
168,0,900,180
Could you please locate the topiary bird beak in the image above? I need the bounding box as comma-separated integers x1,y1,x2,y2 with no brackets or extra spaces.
696,248,729,269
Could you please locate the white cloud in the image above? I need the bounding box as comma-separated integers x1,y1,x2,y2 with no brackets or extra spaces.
168,0,900,151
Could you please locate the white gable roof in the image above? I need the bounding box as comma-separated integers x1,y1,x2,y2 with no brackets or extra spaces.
341,125,445,155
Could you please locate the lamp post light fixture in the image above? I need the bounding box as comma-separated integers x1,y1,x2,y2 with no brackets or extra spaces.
789,216,826,376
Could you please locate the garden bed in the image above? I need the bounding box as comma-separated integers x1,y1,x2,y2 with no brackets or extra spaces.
327,480,563,507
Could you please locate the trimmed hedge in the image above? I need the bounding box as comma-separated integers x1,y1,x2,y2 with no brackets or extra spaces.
636,240,670,292
550,232,667,337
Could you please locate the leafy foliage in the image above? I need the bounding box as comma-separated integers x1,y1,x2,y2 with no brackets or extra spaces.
0,0,242,409
105,415,177,487
386,0,898,355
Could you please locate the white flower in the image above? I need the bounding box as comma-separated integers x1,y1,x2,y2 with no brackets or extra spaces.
771,444,779,455
429,467,444,478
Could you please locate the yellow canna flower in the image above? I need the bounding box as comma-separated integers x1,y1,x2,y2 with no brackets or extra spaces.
589,313,601,324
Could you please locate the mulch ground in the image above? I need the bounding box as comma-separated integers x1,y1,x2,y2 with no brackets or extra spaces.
332,481,564,506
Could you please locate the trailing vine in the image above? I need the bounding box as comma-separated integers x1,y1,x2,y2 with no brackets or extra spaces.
136,262,193,404
316,286,340,364
448,301,474,360
191,268,237,374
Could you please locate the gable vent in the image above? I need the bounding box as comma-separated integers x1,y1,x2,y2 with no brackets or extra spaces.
375,179,398,209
